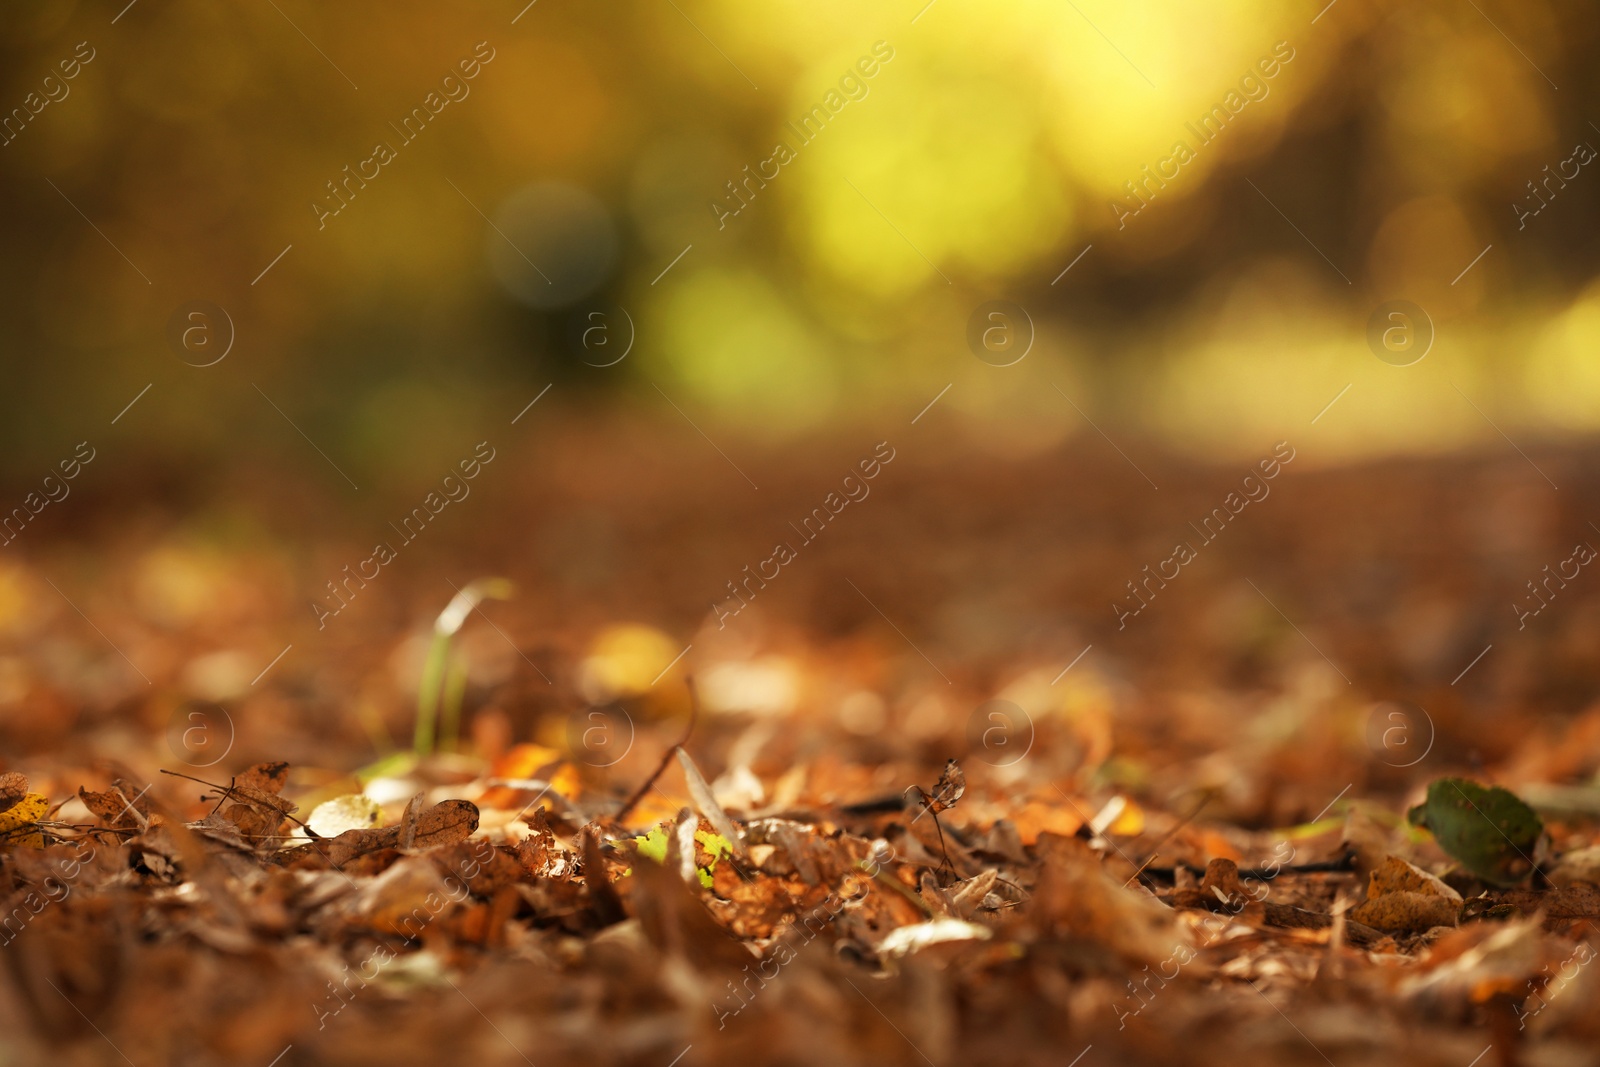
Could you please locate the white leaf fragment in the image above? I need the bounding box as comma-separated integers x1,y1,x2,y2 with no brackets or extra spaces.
879,918,992,959
308,794,383,838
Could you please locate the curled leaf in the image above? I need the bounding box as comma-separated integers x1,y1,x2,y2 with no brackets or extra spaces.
1350,855,1462,932
921,758,966,816
0,771,29,813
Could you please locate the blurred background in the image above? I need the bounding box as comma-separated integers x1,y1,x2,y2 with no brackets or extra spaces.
1,0,1597,488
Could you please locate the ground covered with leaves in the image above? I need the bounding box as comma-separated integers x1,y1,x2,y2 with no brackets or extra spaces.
3,424,1600,1067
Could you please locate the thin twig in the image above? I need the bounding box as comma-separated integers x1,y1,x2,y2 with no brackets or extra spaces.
860,860,933,917
35,821,137,841
909,785,955,879
613,678,700,824
158,768,311,829
1123,788,1217,887
1141,853,1360,884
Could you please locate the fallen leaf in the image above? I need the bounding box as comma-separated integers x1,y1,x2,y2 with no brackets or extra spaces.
407,799,480,850
949,869,1001,918
1353,892,1463,933
1010,800,1083,846
216,763,297,844
235,761,291,795
878,918,992,959
1031,832,1187,966
922,758,966,816
1367,854,1462,899
1402,916,1553,1008
77,786,145,829
429,840,521,898
398,792,426,850
326,826,397,868
478,742,566,810
0,771,28,813
361,855,454,938
1547,844,1600,887
1492,882,1600,918
307,794,382,838
0,793,49,849
675,748,746,859
1407,778,1542,885
632,821,732,888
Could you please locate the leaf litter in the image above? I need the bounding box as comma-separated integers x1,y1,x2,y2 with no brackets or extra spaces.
5,731,1599,1067
8,445,1600,1067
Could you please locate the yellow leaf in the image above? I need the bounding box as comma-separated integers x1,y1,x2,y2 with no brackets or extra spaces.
1012,799,1083,846
1108,797,1145,836
622,791,683,831
579,623,679,699
549,762,583,802
0,793,50,849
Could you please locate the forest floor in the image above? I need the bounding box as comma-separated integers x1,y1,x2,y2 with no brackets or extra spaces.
2,413,1599,1067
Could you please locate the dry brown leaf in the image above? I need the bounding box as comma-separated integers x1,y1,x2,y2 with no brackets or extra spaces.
1367,854,1461,899
234,761,291,795
1352,892,1461,933
398,792,425,850
430,840,520,898
218,787,295,842
215,763,297,844
1351,856,1462,933
327,826,398,868
1402,916,1554,1009
323,799,479,866
360,854,455,938
950,868,1001,918
515,812,558,878
878,917,991,960
923,758,966,816
1030,832,1186,966
408,799,480,849
581,826,627,928
1494,882,1600,918
0,771,28,813
77,785,144,829
768,820,820,885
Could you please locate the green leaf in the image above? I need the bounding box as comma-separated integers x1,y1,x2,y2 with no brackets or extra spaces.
416,578,515,756
1406,778,1542,885
630,826,731,888
694,828,733,863
634,827,670,865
